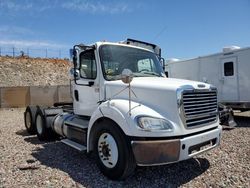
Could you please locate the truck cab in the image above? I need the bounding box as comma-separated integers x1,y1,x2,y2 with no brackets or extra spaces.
72,42,164,115
24,40,222,180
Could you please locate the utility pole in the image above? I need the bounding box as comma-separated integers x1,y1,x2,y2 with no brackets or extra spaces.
13,47,15,57
59,50,61,59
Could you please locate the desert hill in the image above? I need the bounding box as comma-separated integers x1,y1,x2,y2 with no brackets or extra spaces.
0,56,71,87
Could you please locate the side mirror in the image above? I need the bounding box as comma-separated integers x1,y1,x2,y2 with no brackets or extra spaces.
69,49,73,60
72,49,77,67
74,70,80,80
121,69,133,84
69,68,80,80
159,57,165,70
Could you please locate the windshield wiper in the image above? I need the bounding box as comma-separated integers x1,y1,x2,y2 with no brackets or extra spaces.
140,71,161,77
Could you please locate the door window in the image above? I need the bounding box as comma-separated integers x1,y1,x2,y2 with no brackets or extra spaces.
224,62,234,76
80,50,97,79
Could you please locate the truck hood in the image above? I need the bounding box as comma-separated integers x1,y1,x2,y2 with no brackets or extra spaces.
104,77,216,134
105,77,212,94
105,77,213,115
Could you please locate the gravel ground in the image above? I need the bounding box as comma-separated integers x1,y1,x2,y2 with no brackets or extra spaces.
0,108,249,188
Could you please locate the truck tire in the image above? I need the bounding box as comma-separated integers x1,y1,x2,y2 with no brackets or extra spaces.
24,106,37,134
93,120,136,180
35,107,53,141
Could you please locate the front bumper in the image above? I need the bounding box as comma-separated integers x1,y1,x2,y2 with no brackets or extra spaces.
131,126,222,166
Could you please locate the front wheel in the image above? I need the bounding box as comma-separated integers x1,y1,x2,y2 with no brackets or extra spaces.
93,120,136,180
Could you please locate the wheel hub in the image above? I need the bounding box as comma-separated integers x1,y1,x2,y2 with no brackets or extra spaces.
98,133,118,168
101,143,110,157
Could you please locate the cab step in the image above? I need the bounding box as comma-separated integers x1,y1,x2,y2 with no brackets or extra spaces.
61,139,87,152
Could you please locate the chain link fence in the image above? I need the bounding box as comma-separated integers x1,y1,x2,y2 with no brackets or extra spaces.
0,47,69,59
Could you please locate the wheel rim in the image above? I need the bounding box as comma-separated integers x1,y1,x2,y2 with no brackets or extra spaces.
25,111,31,129
98,133,118,168
36,115,43,135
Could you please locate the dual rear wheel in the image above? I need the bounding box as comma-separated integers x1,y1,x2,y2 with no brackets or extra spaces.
24,106,55,141
24,106,37,134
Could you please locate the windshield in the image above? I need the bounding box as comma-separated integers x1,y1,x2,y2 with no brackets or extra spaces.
99,45,165,80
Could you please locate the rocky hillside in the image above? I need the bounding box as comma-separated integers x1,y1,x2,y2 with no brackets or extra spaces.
0,56,72,87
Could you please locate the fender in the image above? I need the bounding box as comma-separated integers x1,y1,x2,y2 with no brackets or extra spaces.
87,99,178,152
87,99,132,152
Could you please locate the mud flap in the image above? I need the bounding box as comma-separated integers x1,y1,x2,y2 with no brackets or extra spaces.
218,103,237,128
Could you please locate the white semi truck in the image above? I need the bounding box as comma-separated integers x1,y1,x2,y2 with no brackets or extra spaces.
24,39,222,180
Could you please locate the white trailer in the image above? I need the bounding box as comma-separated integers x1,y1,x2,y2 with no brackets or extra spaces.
166,46,250,111
24,39,221,180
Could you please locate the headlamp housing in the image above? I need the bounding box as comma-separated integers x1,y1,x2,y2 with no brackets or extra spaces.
137,116,173,132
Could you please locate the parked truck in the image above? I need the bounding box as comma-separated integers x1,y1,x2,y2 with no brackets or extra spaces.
24,39,222,180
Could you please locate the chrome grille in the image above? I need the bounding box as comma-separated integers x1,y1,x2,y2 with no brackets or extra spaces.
182,90,218,128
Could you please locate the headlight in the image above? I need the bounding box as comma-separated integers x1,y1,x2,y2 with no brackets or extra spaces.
137,116,173,132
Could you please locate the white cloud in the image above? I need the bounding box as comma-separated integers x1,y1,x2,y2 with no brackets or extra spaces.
0,25,34,37
0,0,54,14
61,0,130,14
0,0,131,15
0,0,33,11
0,39,70,49
0,25,69,50
0,24,70,50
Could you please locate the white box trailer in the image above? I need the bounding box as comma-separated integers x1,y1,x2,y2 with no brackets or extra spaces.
165,46,250,111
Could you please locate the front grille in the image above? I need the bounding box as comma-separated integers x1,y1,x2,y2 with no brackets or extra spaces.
182,90,218,128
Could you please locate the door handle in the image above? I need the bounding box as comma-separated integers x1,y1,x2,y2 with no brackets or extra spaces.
75,81,95,87
88,81,94,87
74,90,79,101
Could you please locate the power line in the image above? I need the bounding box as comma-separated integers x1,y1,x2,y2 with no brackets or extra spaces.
153,25,168,40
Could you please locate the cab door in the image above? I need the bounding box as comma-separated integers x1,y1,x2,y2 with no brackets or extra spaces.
73,49,100,116
220,57,239,102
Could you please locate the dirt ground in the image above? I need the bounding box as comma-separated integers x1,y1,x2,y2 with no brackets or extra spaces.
0,56,249,187
0,108,249,188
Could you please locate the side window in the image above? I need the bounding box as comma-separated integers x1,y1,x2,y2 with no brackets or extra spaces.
224,62,234,76
80,50,97,79
137,59,153,71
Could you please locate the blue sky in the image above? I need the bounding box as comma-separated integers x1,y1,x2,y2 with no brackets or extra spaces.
0,0,249,59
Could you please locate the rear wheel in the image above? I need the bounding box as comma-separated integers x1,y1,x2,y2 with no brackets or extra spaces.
35,107,53,141
24,106,37,134
93,120,136,180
